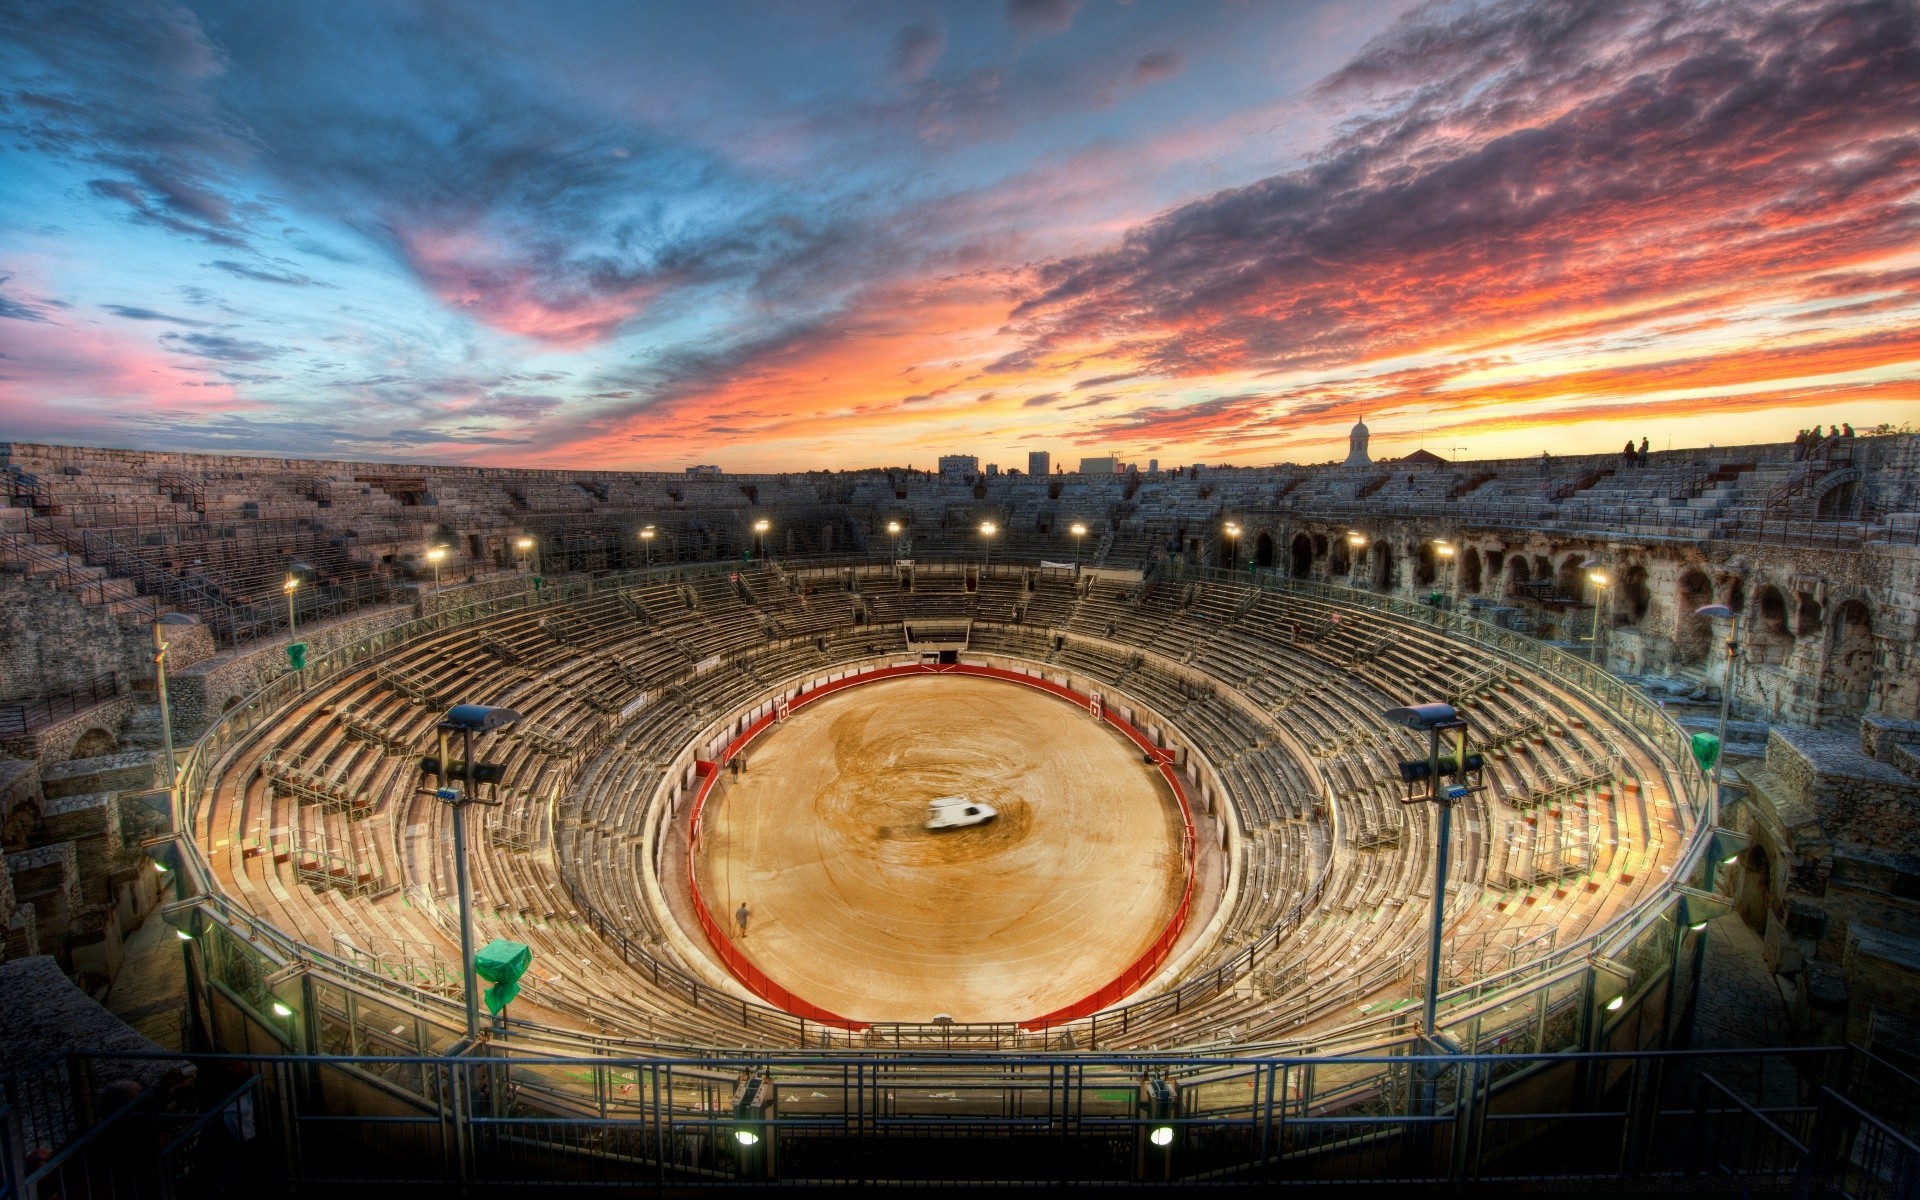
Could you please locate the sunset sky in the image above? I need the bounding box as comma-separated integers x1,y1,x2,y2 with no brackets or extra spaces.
2,0,1916,471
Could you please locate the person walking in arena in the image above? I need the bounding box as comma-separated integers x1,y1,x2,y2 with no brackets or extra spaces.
736,902,751,937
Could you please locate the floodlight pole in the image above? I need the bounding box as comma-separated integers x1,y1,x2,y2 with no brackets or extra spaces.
153,622,178,824
1714,610,1742,808
438,722,481,1042
1419,721,1469,1038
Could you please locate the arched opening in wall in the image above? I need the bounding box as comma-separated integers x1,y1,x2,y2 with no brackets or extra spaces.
1795,593,1822,638
1752,585,1794,666
1330,540,1351,576
1255,532,1275,570
1532,555,1553,588
1312,534,1328,558
1555,555,1583,601
70,728,116,759
1290,534,1312,578
1461,549,1483,594
1506,555,1531,593
1621,565,1651,626
1727,579,1746,616
1676,570,1713,665
1816,479,1857,521
1413,543,1437,587
1371,542,1396,591
222,695,242,713
1821,600,1875,715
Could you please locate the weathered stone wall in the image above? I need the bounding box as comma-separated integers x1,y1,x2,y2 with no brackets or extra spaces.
1734,726,1920,1049
0,573,141,700
168,602,413,738
0,694,133,763
1233,514,1913,726
421,573,527,615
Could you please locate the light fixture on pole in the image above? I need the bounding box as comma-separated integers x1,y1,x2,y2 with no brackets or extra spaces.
1704,826,1752,889
1223,521,1241,572
426,545,448,592
979,520,998,570
151,617,186,824
1590,956,1636,1016
752,518,770,560
1431,540,1456,606
1695,603,1742,807
1070,522,1087,571
283,573,300,642
886,519,902,560
1586,570,1610,653
514,536,534,573
423,703,522,1042
639,525,656,567
1382,701,1483,1038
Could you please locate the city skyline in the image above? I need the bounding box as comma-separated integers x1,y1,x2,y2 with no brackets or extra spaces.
2,0,1916,471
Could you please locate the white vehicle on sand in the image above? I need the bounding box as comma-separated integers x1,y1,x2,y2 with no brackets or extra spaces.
925,796,997,830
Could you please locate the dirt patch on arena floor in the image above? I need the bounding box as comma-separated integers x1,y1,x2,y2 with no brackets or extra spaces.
692,674,1185,1023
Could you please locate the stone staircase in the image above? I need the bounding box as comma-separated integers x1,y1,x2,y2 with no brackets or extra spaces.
0,512,156,625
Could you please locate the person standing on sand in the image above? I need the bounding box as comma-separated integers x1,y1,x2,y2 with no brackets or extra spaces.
736,902,751,937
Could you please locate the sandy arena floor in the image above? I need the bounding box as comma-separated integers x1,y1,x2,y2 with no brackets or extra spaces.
690,674,1188,1023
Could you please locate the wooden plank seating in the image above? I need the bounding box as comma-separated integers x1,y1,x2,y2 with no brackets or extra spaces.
187,566,1686,1052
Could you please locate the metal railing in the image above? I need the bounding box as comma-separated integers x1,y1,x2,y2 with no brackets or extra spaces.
4,1044,1913,1190
0,672,123,739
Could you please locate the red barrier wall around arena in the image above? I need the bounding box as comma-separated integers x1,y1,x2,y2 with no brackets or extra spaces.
684,662,1198,1032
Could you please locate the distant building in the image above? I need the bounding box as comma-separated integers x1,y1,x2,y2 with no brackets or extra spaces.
1148,459,1159,474
1401,448,1447,466
1344,418,1371,466
1079,456,1117,474
1028,451,1050,477
937,455,978,476
685,464,722,475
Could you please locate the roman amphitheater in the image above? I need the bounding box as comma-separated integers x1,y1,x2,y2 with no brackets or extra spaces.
3,430,1917,1187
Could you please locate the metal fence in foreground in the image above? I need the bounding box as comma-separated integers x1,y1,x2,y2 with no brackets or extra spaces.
5,1043,1916,1194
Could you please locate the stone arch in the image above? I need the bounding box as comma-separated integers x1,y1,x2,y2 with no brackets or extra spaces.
222,694,242,713
1531,554,1553,585
70,727,117,760
1555,554,1584,601
1675,569,1713,665
1813,468,1860,520
1330,538,1351,576
1795,593,1822,638
1820,599,1874,715
1751,585,1794,666
1414,542,1438,587
1461,548,1484,594
1255,531,1275,570
1621,564,1651,626
1371,541,1396,590
1506,554,1532,592
1289,534,1313,579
